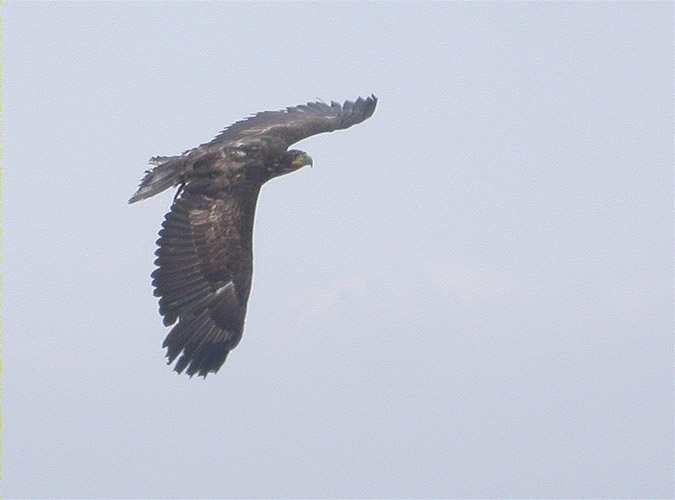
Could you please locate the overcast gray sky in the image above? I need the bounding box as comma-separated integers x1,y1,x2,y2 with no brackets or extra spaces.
4,2,673,498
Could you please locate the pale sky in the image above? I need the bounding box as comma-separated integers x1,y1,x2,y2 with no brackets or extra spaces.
4,2,673,498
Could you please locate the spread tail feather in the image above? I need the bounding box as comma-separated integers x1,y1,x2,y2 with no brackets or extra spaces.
129,156,186,204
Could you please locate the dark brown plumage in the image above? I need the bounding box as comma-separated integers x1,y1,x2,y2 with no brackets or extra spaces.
130,95,377,377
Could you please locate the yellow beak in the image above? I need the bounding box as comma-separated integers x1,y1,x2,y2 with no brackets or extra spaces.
291,154,313,169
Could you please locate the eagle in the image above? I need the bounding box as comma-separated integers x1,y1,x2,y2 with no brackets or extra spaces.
129,95,378,377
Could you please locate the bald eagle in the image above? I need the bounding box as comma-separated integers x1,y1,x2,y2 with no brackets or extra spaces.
130,95,378,377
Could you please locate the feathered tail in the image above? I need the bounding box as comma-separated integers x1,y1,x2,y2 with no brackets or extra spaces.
129,156,186,204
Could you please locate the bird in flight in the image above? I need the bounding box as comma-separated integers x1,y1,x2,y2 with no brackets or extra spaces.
130,95,378,377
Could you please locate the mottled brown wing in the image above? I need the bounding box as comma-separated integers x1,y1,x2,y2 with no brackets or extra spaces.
152,189,259,377
209,95,378,149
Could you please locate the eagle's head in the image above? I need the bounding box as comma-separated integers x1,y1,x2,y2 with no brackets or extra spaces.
270,149,313,178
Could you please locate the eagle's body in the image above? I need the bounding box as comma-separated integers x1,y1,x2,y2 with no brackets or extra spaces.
130,96,377,377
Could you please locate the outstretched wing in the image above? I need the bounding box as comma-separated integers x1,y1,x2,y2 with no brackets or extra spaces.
209,95,378,149
152,190,259,377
